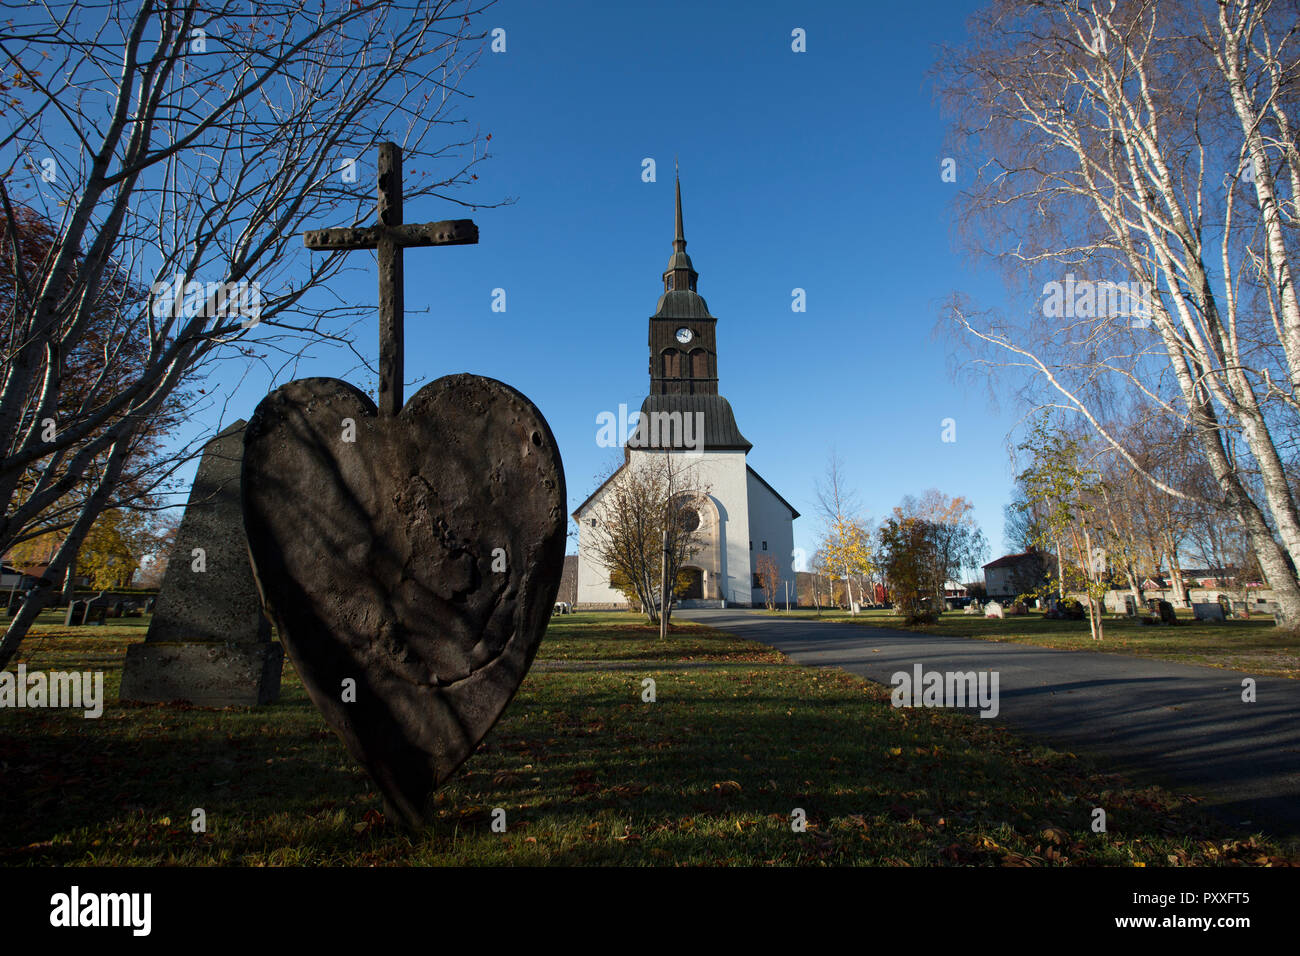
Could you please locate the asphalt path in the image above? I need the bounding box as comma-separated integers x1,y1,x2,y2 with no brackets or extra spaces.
681,609,1300,835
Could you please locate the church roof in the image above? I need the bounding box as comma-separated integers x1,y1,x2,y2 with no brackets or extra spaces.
629,393,752,452
652,289,713,319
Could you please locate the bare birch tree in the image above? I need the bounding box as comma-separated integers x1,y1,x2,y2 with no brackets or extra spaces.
0,0,497,667
938,0,1300,628
1099,412,1202,605
755,553,780,611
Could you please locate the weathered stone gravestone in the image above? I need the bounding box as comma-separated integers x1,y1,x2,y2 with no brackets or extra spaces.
241,143,566,829
1193,602,1225,623
1060,599,1085,620
1157,600,1179,625
64,600,86,627
119,421,282,706
984,600,1004,619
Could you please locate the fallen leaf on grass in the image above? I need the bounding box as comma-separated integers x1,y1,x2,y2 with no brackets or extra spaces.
353,809,387,835
1040,825,1070,845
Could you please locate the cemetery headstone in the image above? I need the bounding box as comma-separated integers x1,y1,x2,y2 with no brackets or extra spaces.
241,143,566,829
119,420,282,707
984,600,1004,619
64,600,85,627
1157,600,1178,625
1192,602,1225,623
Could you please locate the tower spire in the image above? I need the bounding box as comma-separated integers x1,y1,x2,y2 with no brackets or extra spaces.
663,165,697,293
648,164,726,405
674,162,685,250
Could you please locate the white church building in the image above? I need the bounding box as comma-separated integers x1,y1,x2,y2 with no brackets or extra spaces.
572,178,798,609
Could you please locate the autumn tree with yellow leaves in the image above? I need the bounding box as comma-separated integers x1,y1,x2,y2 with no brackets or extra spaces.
815,454,875,614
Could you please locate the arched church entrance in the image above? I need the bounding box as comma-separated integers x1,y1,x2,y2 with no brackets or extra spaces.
680,566,704,600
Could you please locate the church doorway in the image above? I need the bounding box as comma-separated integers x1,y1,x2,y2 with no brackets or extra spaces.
680,566,704,600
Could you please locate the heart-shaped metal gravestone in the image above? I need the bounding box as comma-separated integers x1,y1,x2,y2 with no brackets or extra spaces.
242,373,566,827
241,143,565,827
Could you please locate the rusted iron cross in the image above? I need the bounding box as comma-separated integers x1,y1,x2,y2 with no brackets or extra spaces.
303,142,478,416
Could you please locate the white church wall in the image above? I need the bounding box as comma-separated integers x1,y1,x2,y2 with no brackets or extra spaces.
574,513,630,608
629,448,753,606
574,475,631,608
746,467,797,606
684,449,752,606
573,449,754,608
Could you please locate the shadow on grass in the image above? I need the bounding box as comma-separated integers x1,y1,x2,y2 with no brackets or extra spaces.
1,661,1286,866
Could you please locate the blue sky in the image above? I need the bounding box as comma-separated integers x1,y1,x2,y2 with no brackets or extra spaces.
208,0,1027,567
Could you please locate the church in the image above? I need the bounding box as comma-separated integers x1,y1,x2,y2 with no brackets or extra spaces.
572,177,798,609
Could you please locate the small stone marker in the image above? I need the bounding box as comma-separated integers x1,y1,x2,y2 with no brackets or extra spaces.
1193,602,1225,623
119,420,282,707
984,600,1004,619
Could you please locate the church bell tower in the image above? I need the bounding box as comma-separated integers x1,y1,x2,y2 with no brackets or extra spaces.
635,172,750,452
648,175,719,396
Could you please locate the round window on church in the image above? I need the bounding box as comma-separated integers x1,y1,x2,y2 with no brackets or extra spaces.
679,506,700,533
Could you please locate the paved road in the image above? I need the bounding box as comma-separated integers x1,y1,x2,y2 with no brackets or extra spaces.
681,609,1300,835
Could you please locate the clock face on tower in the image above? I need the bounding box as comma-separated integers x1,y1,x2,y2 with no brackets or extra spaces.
675,327,693,344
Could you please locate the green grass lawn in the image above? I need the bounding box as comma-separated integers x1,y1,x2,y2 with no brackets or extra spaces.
774,607,1300,679
0,611,1294,866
